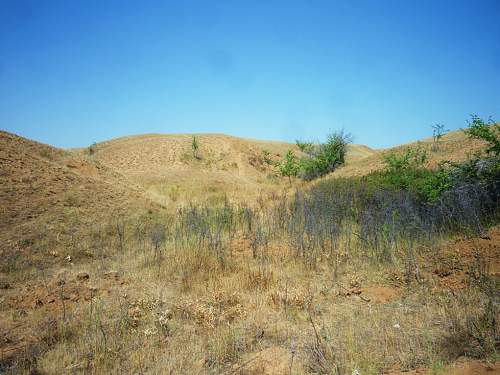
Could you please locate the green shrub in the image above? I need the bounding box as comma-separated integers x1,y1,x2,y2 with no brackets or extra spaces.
278,150,300,184
431,123,448,150
298,131,351,180
375,146,453,202
88,142,97,155
465,115,500,157
261,150,273,165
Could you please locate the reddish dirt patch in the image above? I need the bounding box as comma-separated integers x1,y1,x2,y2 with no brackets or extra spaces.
424,227,500,291
361,285,401,304
0,271,126,365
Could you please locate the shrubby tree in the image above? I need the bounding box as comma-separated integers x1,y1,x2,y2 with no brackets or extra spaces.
298,131,352,180
278,150,299,184
278,131,352,182
465,115,500,157
431,123,448,151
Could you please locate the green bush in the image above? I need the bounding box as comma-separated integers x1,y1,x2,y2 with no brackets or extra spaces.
373,114,500,203
278,150,300,184
465,115,500,157
298,131,351,180
374,146,453,202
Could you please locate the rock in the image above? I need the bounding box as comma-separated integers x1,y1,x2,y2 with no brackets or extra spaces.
76,272,90,281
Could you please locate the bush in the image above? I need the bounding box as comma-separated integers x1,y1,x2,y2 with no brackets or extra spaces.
465,115,500,157
278,150,299,184
375,146,452,202
298,131,351,180
191,135,200,159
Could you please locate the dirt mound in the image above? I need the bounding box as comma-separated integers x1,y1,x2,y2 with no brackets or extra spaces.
0,131,155,255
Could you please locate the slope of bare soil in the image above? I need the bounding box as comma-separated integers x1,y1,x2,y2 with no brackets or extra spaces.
0,130,156,259
82,133,298,206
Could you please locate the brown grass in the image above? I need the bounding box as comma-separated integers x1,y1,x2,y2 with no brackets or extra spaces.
1,130,498,374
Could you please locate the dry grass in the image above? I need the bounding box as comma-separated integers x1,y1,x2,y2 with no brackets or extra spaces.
2,208,498,374
1,129,498,374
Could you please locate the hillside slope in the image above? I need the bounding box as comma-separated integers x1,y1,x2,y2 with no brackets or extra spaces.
334,129,488,178
0,131,155,256
81,133,376,206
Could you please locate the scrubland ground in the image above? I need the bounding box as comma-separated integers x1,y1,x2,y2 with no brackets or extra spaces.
1,192,498,374
0,129,498,374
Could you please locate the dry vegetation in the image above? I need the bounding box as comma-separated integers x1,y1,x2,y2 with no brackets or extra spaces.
0,129,498,374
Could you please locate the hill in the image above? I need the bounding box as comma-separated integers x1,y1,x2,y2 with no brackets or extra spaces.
82,133,375,206
333,128,489,178
0,130,155,260
1,128,498,374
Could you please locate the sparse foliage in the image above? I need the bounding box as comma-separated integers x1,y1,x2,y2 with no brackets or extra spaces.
191,135,200,159
278,150,299,184
465,115,500,156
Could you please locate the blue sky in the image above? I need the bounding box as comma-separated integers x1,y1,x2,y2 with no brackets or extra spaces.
1,0,499,148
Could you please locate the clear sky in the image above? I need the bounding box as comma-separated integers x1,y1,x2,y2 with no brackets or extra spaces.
1,0,499,149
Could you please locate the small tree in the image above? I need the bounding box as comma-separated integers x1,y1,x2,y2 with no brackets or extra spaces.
191,135,200,159
465,115,500,157
431,123,448,151
278,150,299,184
